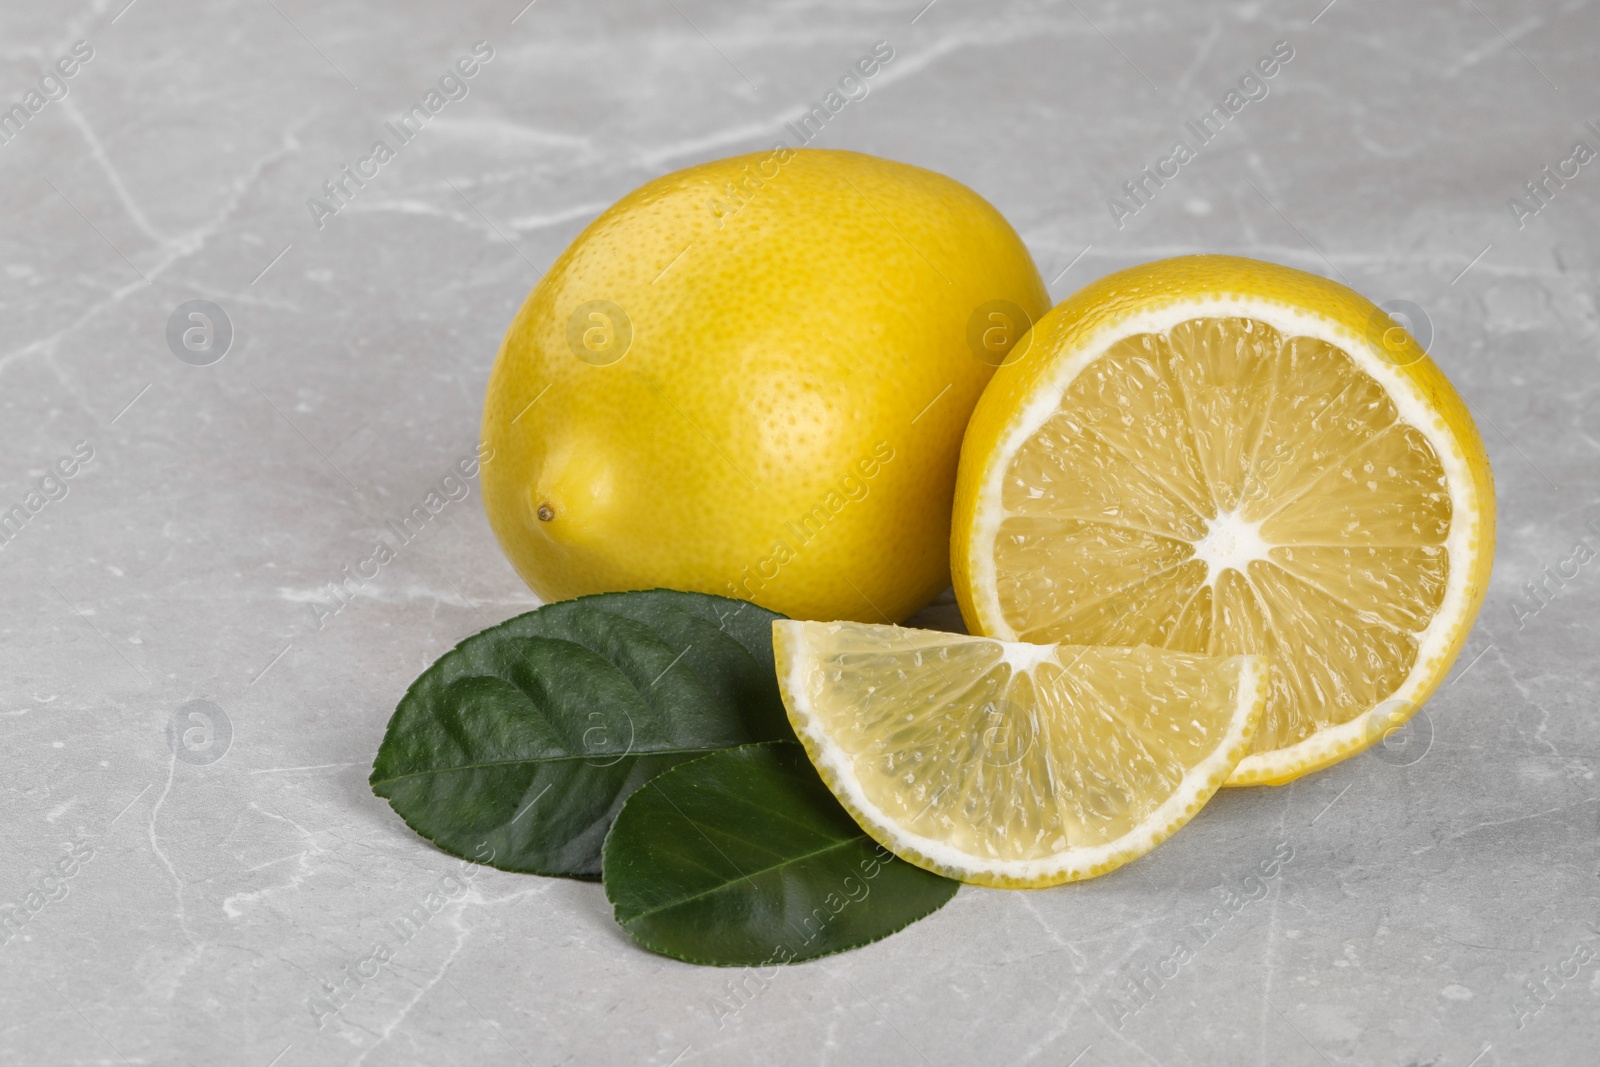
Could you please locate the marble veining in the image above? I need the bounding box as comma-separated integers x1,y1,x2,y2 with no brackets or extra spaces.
0,0,1596,1063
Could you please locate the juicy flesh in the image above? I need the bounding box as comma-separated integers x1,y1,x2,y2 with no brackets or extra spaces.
796,623,1250,863
994,316,1451,757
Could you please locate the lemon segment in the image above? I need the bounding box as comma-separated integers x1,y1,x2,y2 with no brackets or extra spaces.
773,619,1267,888
953,256,1495,786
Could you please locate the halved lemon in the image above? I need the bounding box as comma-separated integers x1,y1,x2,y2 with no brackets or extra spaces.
772,619,1267,888
952,255,1495,786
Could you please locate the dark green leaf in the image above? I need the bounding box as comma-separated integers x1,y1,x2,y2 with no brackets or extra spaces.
603,742,959,966
370,590,792,878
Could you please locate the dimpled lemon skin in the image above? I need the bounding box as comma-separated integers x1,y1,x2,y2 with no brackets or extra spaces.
482,149,1048,622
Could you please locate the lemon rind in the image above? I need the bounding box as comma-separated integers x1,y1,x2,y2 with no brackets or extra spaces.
773,620,1269,889
960,294,1490,786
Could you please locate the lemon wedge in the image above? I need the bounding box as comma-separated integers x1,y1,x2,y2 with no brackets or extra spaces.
953,255,1495,785
773,619,1267,888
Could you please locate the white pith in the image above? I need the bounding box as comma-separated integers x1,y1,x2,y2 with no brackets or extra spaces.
1190,510,1273,588
964,296,1481,781
998,639,1056,672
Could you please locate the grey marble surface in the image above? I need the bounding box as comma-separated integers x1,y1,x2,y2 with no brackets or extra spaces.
1,0,1597,1063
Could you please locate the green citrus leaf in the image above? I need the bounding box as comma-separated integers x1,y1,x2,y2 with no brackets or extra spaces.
370,590,791,878
603,742,960,965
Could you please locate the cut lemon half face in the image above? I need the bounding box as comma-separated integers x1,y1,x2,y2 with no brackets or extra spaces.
772,619,1267,888
952,255,1495,786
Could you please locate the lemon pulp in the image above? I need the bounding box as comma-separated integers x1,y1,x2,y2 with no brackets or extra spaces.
774,619,1266,887
997,315,1453,759
956,258,1494,787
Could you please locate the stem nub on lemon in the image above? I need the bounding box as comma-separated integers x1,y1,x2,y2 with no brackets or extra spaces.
482,149,1047,623
773,619,1267,887
952,255,1495,786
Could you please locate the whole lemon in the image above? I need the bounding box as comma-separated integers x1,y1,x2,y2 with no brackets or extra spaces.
481,148,1047,622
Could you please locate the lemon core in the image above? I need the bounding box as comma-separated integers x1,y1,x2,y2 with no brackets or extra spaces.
1190,511,1272,587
